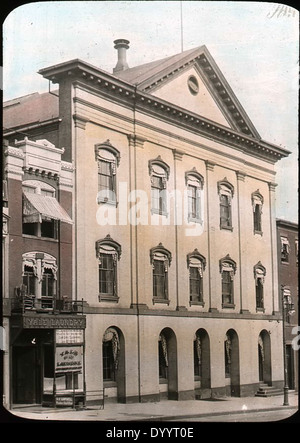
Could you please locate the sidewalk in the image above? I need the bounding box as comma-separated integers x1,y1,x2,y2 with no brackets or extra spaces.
6,391,299,422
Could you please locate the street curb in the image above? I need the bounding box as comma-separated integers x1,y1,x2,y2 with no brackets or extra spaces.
128,405,298,422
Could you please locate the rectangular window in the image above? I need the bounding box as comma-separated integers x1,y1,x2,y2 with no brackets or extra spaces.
220,195,232,229
188,184,201,221
98,160,115,204
22,266,36,296
189,267,202,302
153,260,167,299
256,279,264,309
99,254,115,297
151,176,167,215
103,341,115,381
253,204,262,232
42,269,56,309
222,271,233,305
281,237,290,263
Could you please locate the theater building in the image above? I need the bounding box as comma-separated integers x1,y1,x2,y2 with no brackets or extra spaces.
3,41,290,405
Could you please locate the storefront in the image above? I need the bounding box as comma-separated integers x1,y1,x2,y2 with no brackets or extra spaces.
11,313,86,408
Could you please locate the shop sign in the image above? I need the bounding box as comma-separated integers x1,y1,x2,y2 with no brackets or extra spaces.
23,315,86,329
55,345,83,373
56,396,73,406
56,329,84,344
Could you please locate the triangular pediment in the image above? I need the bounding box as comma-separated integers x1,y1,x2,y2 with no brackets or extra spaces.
116,46,260,138
151,64,232,128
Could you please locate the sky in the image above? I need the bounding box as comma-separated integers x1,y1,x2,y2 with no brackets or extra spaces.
2,1,299,223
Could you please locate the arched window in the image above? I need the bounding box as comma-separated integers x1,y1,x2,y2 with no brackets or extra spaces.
187,249,206,305
95,140,120,205
158,333,168,380
254,262,266,311
150,243,172,304
21,252,57,309
96,235,121,302
219,254,236,307
252,190,264,234
218,178,234,231
102,328,120,381
149,156,170,216
185,169,204,223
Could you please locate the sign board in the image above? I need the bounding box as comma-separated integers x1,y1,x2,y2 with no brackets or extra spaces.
23,315,86,329
55,345,83,373
56,329,84,344
56,396,73,406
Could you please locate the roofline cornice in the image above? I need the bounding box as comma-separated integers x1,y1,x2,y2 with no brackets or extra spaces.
38,60,290,162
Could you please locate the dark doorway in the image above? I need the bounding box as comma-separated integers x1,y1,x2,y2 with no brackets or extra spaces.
13,346,40,404
286,345,295,389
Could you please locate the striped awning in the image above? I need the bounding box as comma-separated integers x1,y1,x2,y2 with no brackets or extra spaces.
23,192,73,224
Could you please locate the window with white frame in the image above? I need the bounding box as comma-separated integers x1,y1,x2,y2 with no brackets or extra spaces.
281,236,290,263
252,190,264,234
149,156,170,216
21,251,57,309
187,249,206,305
254,261,266,311
96,235,121,302
217,179,234,231
219,255,236,307
185,169,204,223
95,140,120,205
150,243,172,304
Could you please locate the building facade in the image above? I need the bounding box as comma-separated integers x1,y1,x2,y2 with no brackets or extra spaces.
2,138,86,408
3,41,291,406
277,219,298,392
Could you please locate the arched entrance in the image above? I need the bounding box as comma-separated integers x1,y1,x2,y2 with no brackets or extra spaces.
224,329,240,397
102,326,126,403
158,328,178,400
258,330,272,385
194,329,211,398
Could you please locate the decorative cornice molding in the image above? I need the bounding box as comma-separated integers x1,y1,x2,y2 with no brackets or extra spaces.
4,146,25,159
73,113,90,129
205,160,215,171
236,170,247,181
172,149,185,161
127,134,147,149
268,182,278,192
40,61,290,163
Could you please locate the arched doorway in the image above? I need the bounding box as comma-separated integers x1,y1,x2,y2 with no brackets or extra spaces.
102,326,126,403
258,330,272,385
158,328,178,400
224,329,240,397
194,329,211,398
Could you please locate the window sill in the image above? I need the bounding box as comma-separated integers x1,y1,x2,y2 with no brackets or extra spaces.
256,307,265,313
159,378,168,385
220,225,233,232
222,303,235,309
189,301,205,307
98,294,119,302
153,298,170,305
103,381,117,388
97,198,117,207
254,230,263,236
22,234,58,242
188,217,203,224
151,209,168,217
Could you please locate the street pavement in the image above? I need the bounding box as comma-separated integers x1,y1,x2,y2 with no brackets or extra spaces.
4,391,299,423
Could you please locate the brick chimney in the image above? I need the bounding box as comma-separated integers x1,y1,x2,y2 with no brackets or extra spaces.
113,39,130,73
